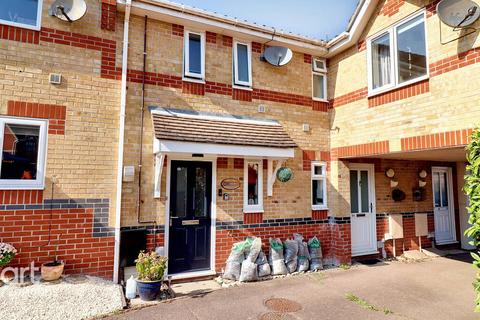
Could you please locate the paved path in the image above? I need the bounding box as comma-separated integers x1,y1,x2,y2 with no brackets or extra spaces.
109,254,478,320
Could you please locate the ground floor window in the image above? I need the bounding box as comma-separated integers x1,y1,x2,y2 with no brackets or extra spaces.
244,159,263,213
0,117,47,189
312,161,327,209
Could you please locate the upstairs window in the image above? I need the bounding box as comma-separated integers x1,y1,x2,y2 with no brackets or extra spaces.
368,11,427,94
184,31,205,80
311,162,327,210
312,58,327,101
233,41,252,87
0,0,43,30
244,160,263,213
0,117,48,190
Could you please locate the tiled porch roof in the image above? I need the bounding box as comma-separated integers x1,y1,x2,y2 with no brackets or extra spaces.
151,108,297,149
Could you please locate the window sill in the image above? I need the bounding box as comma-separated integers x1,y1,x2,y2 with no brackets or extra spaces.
0,184,44,190
312,97,329,103
312,206,328,211
0,20,41,31
368,74,429,98
233,84,253,91
243,208,264,214
182,77,205,84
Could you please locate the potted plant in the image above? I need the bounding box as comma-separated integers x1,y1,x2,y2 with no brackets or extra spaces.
41,243,64,281
0,243,17,268
135,251,167,301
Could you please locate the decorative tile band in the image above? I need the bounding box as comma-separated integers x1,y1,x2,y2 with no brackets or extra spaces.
368,80,429,108
376,211,434,220
331,141,390,159
400,128,473,152
120,225,166,233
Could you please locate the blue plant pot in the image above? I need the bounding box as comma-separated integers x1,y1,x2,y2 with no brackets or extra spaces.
136,279,162,301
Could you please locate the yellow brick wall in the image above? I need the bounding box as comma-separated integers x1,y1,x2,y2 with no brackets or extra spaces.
0,0,121,218
120,15,330,226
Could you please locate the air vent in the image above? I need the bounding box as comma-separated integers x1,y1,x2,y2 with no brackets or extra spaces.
302,124,310,132
258,105,266,113
49,73,62,85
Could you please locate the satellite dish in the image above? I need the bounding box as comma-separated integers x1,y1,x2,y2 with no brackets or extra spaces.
263,46,293,67
437,0,480,28
49,0,87,22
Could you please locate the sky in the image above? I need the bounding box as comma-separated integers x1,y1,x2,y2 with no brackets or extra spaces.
173,0,359,41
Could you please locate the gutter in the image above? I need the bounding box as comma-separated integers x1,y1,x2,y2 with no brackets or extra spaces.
113,0,132,284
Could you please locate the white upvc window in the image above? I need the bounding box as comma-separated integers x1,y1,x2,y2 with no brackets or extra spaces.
233,41,253,88
311,162,327,210
367,11,428,96
244,160,263,213
312,58,327,101
0,0,43,31
183,30,205,80
0,117,48,190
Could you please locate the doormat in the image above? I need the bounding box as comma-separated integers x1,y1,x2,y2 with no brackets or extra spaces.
357,259,382,265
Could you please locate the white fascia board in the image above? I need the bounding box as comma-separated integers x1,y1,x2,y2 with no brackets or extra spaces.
157,140,295,158
118,0,328,55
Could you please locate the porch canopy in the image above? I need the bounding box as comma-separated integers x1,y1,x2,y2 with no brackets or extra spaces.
150,107,297,197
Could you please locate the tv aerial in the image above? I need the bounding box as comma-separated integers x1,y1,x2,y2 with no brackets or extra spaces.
49,0,87,22
437,0,480,44
263,46,293,67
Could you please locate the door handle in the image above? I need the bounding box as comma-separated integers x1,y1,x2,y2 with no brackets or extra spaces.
370,203,373,213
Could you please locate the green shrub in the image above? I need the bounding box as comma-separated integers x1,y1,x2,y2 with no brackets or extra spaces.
465,128,480,312
135,251,167,281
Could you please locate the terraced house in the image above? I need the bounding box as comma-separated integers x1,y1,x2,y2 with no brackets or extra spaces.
0,0,478,282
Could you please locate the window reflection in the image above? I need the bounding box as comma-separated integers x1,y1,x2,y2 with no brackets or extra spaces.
247,163,259,205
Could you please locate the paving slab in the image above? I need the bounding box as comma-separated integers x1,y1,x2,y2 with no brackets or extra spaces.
107,256,478,320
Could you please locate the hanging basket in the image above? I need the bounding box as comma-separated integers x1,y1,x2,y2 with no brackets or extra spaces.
276,167,294,183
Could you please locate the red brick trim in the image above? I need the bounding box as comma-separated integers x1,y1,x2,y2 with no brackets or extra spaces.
426,0,440,17
252,88,313,107
217,157,228,169
244,212,263,224
234,158,244,169
312,210,328,220
331,141,390,159
430,48,480,77
0,190,43,204
0,24,39,44
172,24,184,37
368,79,429,108
182,81,205,95
233,88,252,102
206,31,217,44
379,0,405,17
357,39,366,52
127,69,182,88
101,2,116,31
7,101,67,135
304,54,312,64
222,35,232,47
302,150,316,171
401,128,473,152
312,101,329,112
252,42,262,54
205,81,232,95
330,87,368,108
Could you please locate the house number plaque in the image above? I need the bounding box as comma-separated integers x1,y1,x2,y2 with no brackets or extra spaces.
221,178,240,190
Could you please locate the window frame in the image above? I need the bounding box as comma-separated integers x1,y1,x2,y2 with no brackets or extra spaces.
312,58,327,73
183,30,206,81
311,71,328,102
0,117,48,190
311,161,328,210
233,41,253,88
0,0,43,31
243,159,263,213
366,10,429,97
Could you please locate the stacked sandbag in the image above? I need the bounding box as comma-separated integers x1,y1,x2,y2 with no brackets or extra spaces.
294,233,310,272
284,239,299,273
223,240,247,280
269,238,288,275
308,236,324,271
239,237,261,282
256,251,271,277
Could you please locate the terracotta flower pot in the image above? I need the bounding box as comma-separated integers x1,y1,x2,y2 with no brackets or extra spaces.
41,262,64,281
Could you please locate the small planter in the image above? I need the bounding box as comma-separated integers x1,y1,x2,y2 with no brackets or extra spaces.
136,279,163,301
41,261,64,281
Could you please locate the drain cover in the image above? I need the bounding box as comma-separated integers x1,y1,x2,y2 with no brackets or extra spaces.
259,312,296,320
264,298,302,313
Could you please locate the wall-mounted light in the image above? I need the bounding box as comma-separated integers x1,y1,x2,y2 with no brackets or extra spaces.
385,168,395,178
418,169,428,188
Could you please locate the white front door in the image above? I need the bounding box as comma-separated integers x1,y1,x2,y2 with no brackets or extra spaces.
350,164,377,256
432,167,456,245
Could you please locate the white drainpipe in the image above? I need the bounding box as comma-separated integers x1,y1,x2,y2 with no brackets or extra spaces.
113,0,132,284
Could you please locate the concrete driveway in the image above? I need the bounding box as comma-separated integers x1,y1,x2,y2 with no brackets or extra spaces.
109,254,478,320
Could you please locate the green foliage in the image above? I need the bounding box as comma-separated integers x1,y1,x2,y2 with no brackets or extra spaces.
345,293,393,315
0,243,17,267
135,251,167,281
465,128,480,312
